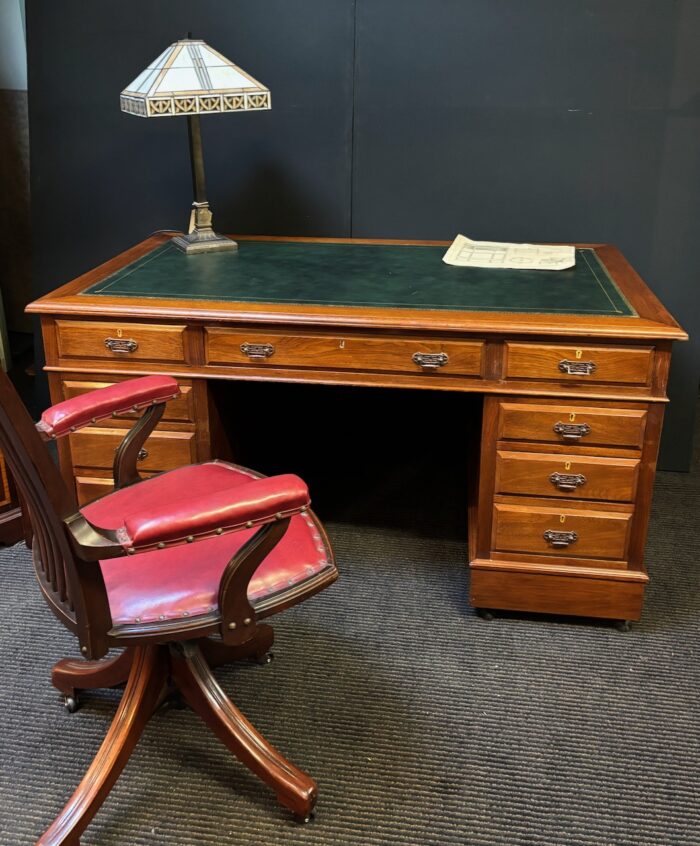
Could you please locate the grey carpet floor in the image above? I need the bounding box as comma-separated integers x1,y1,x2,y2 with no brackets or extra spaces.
1,433,699,845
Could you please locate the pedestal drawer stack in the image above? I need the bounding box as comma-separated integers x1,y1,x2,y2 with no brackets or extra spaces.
470,396,654,621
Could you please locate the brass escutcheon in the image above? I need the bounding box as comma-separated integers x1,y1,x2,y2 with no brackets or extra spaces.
553,421,592,441
543,529,578,548
549,472,586,492
559,359,597,376
413,352,449,370
104,337,138,354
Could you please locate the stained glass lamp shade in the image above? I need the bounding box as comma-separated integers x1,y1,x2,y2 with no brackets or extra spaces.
121,39,271,254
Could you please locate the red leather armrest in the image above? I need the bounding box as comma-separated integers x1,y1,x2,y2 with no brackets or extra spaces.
37,375,180,438
116,473,310,551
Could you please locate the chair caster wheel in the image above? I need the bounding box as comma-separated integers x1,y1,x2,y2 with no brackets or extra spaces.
294,811,314,824
64,695,80,714
256,652,274,666
615,620,632,632
476,608,494,621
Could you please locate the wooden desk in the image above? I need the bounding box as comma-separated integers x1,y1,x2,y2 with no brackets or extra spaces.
28,235,687,624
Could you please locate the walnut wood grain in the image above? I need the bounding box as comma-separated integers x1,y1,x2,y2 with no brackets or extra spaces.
55,319,188,365
68,426,195,473
495,450,640,502
27,236,687,341
206,326,484,377
38,646,167,846
28,234,687,623
504,342,654,386
492,500,633,561
51,648,136,697
469,563,646,620
170,641,317,819
497,399,647,449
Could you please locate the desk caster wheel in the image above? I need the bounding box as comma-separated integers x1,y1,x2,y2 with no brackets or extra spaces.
64,695,80,714
476,608,494,621
615,620,632,632
256,652,274,666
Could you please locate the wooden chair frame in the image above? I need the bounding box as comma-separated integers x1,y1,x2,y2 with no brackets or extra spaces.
0,371,337,844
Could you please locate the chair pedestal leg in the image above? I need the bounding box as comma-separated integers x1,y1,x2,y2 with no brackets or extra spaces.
51,648,136,697
37,645,167,846
200,624,274,669
170,640,317,820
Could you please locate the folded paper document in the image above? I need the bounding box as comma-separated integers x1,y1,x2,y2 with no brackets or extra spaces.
443,234,575,271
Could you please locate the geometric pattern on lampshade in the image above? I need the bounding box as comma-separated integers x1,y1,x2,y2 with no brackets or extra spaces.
120,39,270,118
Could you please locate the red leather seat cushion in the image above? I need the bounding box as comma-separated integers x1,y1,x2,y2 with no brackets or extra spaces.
82,462,332,626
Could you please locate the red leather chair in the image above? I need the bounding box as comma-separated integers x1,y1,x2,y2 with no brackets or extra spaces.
0,370,337,844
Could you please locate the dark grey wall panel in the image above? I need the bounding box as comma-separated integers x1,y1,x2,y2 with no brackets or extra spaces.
352,0,699,469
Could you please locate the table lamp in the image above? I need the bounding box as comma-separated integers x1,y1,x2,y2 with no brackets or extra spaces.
120,37,271,254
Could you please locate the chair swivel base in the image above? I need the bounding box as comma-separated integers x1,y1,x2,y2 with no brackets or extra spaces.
40,631,316,845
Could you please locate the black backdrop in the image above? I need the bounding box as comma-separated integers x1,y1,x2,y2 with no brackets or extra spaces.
27,0,700,469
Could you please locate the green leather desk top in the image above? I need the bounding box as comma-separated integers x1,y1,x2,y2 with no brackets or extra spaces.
83,239,636,317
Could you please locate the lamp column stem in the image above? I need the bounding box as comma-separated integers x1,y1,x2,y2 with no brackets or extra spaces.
187,114,207,204
171,93,237,252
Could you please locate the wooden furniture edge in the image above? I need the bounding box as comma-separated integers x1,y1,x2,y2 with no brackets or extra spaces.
26,236,688,342
470,557,649,583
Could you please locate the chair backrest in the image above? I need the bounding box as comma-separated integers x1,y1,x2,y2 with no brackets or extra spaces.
0,369,81,628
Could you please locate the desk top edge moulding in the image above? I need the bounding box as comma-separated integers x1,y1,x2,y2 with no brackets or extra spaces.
28,234,687,342
27,234,686,626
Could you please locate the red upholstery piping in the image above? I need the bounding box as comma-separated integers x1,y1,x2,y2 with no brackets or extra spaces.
37,375,180,438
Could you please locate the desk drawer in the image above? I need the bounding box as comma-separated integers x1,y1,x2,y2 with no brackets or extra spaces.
69,427,195,473
504,342,653,386
61,378,195,424
56,320,187,364
75,473,158,507
493,502,631,560
495,450,639,502
205,328,483,377
498,401,647,449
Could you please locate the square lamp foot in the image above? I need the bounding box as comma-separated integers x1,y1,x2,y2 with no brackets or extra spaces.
172,231,239,255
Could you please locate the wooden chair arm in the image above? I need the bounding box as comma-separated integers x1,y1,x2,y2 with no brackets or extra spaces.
63,511,126,562
36,375,179,439
217,518,291,645
112,402,165,490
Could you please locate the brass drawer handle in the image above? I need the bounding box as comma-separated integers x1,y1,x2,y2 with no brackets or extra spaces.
549,472,586,492
543,529,578,549
553,421,591,441
105,338,138,354
413,352,449,370
240,342,275,361
559,359,597,376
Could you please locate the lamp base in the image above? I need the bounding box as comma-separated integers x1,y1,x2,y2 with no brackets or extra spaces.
172,230,239,255
173,202,238,254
